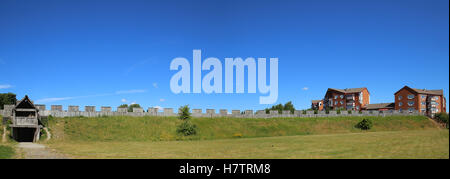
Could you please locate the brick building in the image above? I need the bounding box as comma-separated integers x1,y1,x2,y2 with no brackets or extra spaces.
394,86,446,116
311,100,323,111
323,87,370,111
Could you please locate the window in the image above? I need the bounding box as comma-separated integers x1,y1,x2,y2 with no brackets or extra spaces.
335,101,338,105
356,106,360,110
421,95,426,99
407,94,414,99
340,101,343,105
340,95,344,99
334,95,338,99
421,102,426,105
408,108,414,113
399,102,403,106
408,101,414,106
435,96,439,100
398,95,402,100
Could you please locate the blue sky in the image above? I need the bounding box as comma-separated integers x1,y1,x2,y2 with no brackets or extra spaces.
0,0,448,112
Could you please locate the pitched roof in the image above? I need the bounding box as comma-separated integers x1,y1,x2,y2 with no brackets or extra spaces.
311,100,322,103
365,103,395,110
395,86,444,96
14,95,37,110
328,87,367,94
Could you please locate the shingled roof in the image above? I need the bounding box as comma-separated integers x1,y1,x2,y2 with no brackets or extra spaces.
395,86,444,96
327,87,368,94
365,103,395,110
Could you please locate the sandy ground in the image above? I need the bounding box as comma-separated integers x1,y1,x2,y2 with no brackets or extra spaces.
17,142,69,159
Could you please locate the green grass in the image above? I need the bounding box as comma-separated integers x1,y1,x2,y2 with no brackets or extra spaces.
0,145,15,159
47,115,437,142
48,130,449,159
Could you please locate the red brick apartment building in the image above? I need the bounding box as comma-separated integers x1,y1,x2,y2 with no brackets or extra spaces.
311,100,323,111
323,87,370,111
394,86,447,116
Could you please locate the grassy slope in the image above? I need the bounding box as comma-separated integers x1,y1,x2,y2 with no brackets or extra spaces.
47,115,437,142
0,115,15,159
48,130,449,159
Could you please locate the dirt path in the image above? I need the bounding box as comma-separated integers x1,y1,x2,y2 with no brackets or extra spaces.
17,142,69,159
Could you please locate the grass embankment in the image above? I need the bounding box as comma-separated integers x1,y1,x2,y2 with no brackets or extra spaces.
47,115,437,142
0,115,15,159
0,145,14,159
48,130,449,159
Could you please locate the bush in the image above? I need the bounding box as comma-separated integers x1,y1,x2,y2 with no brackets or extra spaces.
176,105,197,136
128,104,141,112
178,105,191,121
356,119,373,130
435,113,449,129
176,121,197,136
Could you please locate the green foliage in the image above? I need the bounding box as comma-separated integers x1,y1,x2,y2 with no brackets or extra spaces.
435,112,449,129
0,145,15,159
176,121,197,136
265,101,296,114
0,93,17,110
176,105,197,136
356,119,373,130
337,108,341,114
178,105,191,121
348,110,352,114
118,104,128,108
128,104,141,112
40,115,54,127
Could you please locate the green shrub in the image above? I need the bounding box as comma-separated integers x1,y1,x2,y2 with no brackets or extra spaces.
176,105,197,136
356,119,373,130
176,121,197,136
178,105,191,121
435,113,449,129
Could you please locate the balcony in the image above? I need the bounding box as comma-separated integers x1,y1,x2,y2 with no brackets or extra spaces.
346,96,355,100
13,117,38,126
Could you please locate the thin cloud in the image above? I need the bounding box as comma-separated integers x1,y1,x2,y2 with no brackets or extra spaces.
121,99,128,103
115,89,147,94
159,98,165,102
35,97,75,103
36,89,147,104
153,83,158,88
302,87,309,91
0,84,12,89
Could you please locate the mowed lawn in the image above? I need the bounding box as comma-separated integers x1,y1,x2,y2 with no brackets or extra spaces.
48,129,449,159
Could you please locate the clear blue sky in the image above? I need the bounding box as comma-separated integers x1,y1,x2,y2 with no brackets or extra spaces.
0,0,448,111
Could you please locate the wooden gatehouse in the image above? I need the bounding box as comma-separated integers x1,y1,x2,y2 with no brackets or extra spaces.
9,95,43,142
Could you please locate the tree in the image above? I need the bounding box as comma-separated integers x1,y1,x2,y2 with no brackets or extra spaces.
0,93,17,110
178,105,191,121
176,105,197,136
265,101,296,114
118,104,128,108
128,104,141,112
